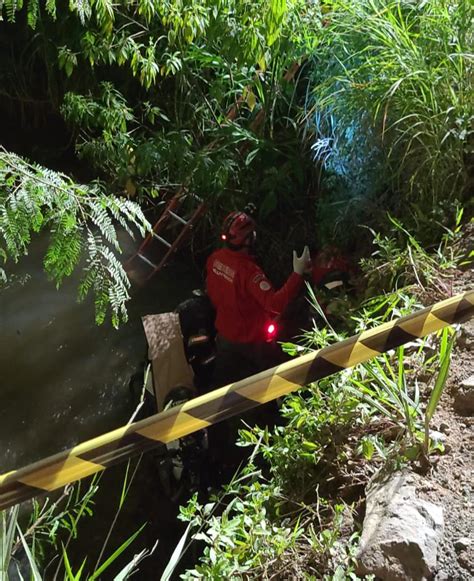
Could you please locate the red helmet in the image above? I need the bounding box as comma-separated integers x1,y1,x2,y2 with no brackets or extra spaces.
221,211,256,248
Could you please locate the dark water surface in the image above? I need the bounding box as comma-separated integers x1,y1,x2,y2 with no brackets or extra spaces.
0,234,203,576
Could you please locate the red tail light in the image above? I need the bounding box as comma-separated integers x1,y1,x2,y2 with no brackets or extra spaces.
265,322,277,341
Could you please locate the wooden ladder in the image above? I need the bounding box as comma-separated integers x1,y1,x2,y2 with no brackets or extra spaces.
125,190,207,282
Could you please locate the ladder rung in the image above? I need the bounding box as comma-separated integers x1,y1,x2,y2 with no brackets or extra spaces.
137,253,157,269
152,232,172,248
167,210,188,225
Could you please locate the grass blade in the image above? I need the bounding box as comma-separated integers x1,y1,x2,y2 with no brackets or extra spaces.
114,540,159,581
1,506,19,577
16,523,42,581
426,329,455,422
62,546,86,581
89,524,146,581
160,523,192,581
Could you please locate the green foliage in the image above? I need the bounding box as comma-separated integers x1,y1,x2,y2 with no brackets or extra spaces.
347,327,456,463
352,290,422,331
0,0,56,23
55,0,318,198
61,83,136,180
346,292,457,462
1,0,321,241
2,456,154,580
1,505,19,578
308,0,473,240
87,523,146,581
177,282,460,577
2,479,98,579
423,327,455,456
178,466,362,579
180,475,304,578
2,0,470,256
16,524,43,581
0,147,150,327
360,211,467,297
245,381,363,501
347,349,424,451
2,0,315,66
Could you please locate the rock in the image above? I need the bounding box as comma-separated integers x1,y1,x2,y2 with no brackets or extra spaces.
357,470,444,580
461,376,474,389
454,537,471,552
338,505,355,538
457,326,474,351
439,422,450,434
457,552,472,571
453,375,474,415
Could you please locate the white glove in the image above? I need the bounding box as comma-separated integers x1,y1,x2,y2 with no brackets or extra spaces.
293,245,311,275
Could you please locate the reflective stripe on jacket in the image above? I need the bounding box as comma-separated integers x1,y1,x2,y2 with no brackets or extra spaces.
206,247,303,343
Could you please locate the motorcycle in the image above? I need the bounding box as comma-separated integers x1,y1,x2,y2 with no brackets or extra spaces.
129,291,216,501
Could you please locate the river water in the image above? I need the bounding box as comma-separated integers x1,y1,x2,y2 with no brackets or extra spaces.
0,232,203,576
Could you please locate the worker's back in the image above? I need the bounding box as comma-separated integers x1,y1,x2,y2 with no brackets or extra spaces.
206,247,268,343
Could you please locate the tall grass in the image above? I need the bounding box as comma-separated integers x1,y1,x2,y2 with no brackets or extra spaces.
308,0,472,227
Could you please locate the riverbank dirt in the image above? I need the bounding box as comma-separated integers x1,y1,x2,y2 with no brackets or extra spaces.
413,267,474,580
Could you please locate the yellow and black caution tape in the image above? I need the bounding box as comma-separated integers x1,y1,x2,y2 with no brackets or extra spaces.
1,290,473,511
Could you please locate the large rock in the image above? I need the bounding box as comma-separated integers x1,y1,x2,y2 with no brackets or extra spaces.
357,471,444,580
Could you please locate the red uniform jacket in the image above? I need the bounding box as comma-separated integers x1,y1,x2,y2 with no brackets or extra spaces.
206,248,303,343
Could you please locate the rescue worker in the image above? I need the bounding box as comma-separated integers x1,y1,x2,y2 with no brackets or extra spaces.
206,208,311,387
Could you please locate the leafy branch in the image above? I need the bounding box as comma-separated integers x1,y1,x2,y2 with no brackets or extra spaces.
0,146,150,327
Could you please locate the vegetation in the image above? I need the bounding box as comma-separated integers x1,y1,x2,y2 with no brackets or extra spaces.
172,295,457,579
0,147,149,326
307,0,473,244
166,215,470,577
1,0,471,278
0,0,322,288
1,457,155,579
0,0,472,578
0,0,318,199
361,210,468,299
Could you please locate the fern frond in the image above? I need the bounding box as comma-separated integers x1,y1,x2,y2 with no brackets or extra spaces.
45,0,56,19
0,246,7,284
0,146,151,326
104,195,148,238
88,198,119,250
0,206,30,259
44,223,83,286
79,232,130,327
5,0,19,23
27,0,39,28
